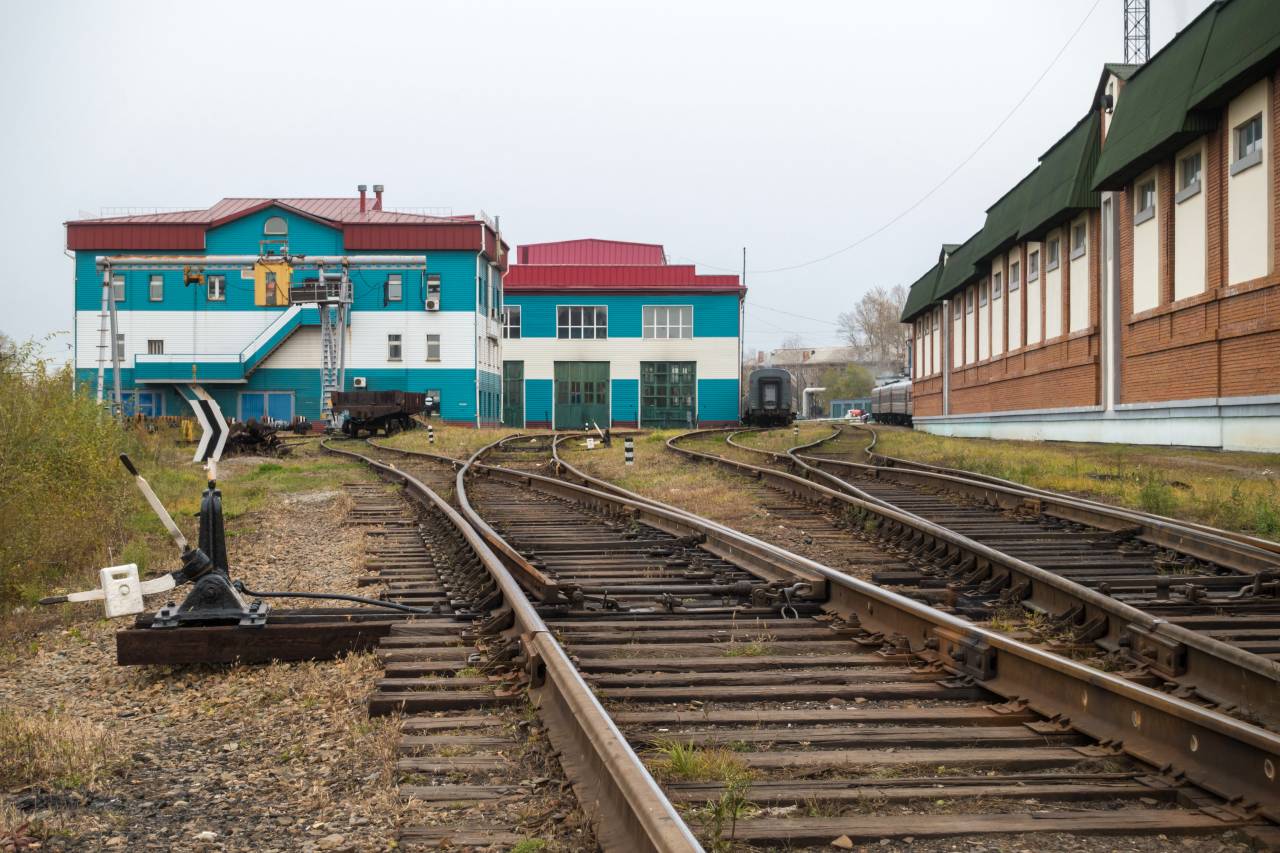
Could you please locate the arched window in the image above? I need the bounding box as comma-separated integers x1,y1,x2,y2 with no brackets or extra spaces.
263,216,288,236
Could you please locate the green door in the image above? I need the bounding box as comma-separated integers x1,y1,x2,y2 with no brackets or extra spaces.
502,361,524,427
641,361,697,428
554,361,610,430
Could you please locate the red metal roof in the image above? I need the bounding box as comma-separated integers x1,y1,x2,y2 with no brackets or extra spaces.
517,238,667,265
504,264,741,293
66,195,506,265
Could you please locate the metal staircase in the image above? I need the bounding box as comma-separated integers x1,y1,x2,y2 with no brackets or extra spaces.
311,269,350,421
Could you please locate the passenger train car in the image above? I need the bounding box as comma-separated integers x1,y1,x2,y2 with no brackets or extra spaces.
870,378,912,426
743,368,796,426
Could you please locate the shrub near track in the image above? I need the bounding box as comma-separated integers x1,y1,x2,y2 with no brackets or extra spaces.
0,340,131,611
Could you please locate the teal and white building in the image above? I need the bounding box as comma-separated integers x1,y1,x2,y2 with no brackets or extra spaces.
500,239,744,429
68,189,508,425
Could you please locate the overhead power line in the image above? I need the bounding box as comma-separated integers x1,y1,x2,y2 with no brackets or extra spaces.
691,0,1106,276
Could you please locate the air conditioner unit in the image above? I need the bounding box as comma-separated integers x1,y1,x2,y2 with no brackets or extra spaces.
352,377,367,388
425,299,439,311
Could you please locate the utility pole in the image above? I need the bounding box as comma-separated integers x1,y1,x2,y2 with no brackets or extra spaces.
1124,0,1150,64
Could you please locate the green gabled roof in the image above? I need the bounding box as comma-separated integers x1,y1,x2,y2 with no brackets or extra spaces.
1019,110,1101,240
934,231,983,300
967,167,1039,265
1189,0,1280,108
900,260,942,323
1092,5,1220,189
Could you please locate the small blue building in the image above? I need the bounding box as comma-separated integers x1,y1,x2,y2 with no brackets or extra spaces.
68,189,508,425
501,239,744,429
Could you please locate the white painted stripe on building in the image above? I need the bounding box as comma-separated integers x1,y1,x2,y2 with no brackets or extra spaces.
76,310,481,371
500,337,740,380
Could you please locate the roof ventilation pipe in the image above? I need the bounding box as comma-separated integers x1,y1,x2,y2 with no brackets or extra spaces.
358,184,368,213
373,184,384,211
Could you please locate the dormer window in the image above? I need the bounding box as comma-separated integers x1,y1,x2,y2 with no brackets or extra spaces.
263,216,288,236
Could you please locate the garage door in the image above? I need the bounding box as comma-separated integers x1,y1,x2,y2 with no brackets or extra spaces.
502,361,524,428
641,361,696,428
554,361,609,430
240,391,293,423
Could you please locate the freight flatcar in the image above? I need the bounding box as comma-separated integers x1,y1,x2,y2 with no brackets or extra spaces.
331,390,427,437
870,379,912,426
743,368,797,426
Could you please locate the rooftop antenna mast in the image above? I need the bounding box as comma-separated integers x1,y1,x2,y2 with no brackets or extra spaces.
1124,0,1150,64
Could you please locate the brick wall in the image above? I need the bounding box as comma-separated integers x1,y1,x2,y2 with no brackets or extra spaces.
1119,70,1280,404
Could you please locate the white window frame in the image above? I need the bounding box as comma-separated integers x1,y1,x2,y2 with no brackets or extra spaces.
263,216,288,236
146,339,164,355
503,305,522,339
965,288,974,314
1134,180,1156,225
425,334,441,362
992,271,1003,299
978,281,988,307
642,305,693,340
387,333,403,362
1009,261,1021,292
1177,151,1202,202
557,305,608,340
149,274,164,302
207,274,226,302
1070,223,1087,259
386,274,402,303
1231,113,1263,175
1028,250,1040,282
1046,239,1060,271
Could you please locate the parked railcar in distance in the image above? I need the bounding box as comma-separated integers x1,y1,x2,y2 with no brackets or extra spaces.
743,367,797,426
870,379,913,426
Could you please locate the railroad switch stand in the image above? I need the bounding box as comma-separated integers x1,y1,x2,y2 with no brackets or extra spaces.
152,479,269,629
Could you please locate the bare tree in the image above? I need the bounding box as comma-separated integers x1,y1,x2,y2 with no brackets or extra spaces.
837,284,909,368
779,334,804,351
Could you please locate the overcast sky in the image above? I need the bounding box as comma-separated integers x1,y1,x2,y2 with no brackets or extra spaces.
0,0,1211,360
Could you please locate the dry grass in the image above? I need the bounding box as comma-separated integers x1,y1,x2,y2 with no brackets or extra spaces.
381,422,528,459
871,426,1280,542
561,431,769,528
733,424,840,455
0,707,128,792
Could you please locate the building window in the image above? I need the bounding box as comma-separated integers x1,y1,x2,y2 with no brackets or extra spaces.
1028,250,1040,282
386,274,402,303
425,274,441,309
1071,222,1087,259
1134,180,1156,225
1046,239,1060,271
978,281,988,307
112,274,125,302
992,271,1002,299
643,305,693,339
557,305,608,339
149,274,164,302
1009,261,1021,291
263,216,288,236
1232,113,1263,176
387,334,402,361
147,339,164,355
207,274,226,301
264,271,280,306
425,334,441,362
965,288,974,314
1177,151,1202,203
503,305,521,339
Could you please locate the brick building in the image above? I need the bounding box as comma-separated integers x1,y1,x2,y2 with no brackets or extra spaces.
901,0,1280,452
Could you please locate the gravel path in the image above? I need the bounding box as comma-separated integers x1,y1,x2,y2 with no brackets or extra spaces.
0,489,425,852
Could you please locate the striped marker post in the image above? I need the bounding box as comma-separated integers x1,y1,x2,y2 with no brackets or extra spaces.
624,436,634,466
793,424,799,441
428,424,435,445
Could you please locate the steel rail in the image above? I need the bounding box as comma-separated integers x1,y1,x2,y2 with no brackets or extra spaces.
849,423,1280,558
477,435,1280,821
322,439,702,853
663,428,1280,729
794,424,1280,575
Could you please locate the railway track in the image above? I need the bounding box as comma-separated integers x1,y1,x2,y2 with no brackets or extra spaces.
341,434,1280,849
657,427,1280,731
